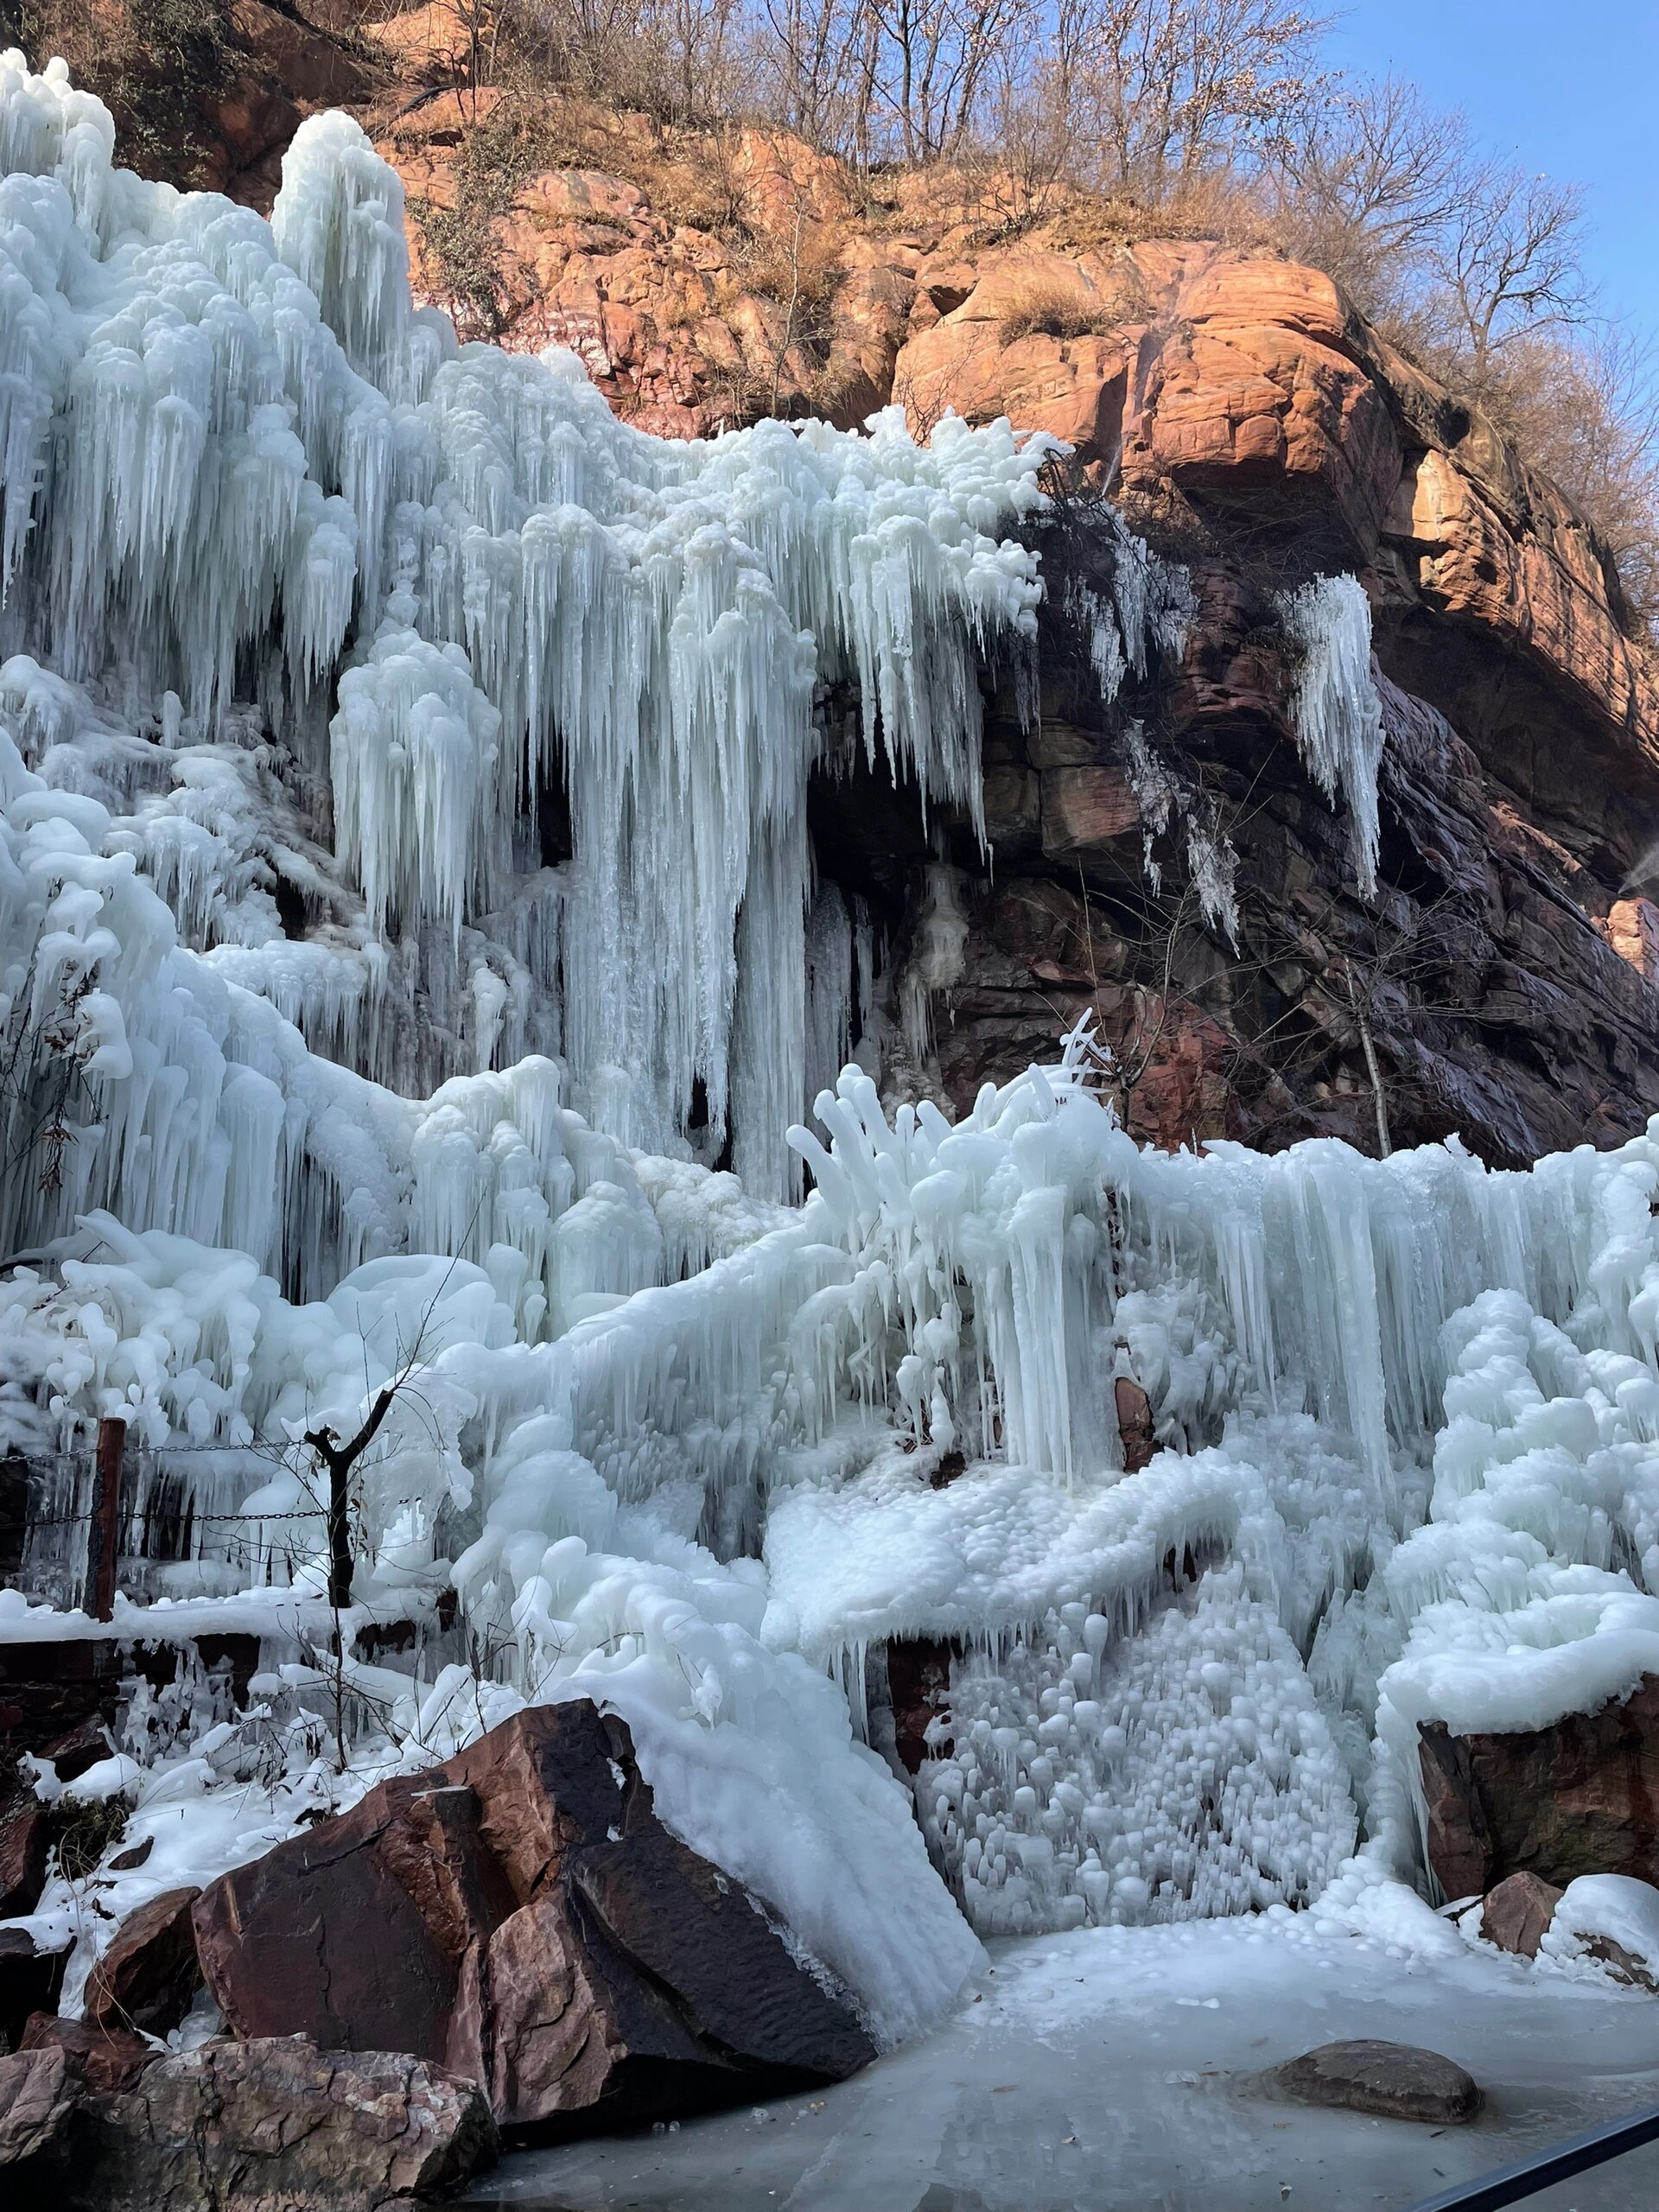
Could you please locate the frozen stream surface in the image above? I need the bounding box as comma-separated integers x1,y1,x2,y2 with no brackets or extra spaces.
468,1919,1659,2212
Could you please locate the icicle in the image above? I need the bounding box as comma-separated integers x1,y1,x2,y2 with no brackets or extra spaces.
1277,575,1385,897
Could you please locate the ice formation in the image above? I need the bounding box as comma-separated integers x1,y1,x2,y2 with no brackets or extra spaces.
5,54,1659,2055
1277,574,1387,897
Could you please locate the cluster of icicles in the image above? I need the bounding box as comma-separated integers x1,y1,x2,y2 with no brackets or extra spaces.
5,54,1658,2006
0,51,1048,1236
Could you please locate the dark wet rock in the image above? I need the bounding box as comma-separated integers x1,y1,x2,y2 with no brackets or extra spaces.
41,1718,111,1786
0,1929,67,2054
0,1770,48,1918
1114,1376,1157,1472
1268,2038,1481,2124
886,1637,957,1774
19,2012,158,2094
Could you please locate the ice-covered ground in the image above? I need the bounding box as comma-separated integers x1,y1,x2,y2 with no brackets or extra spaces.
7,49,1659,2090
467,1916,1659,2211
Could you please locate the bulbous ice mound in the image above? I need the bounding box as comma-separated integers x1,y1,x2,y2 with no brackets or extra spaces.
6,54,1659,2050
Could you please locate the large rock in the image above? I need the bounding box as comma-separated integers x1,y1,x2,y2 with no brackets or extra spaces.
1268,2039,1480,2124
193,1700,874,2137
84,1886,203,2036
0,2043,74,2168
1480,1871,1563,1960
60,2038,495,2211
0,1775,48,1919
1419,1677,1659,1901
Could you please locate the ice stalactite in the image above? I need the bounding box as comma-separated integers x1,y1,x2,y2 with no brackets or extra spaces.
330,626,505,944
1277,574,1387,897
804,881,855,1118
1061,507,1195,703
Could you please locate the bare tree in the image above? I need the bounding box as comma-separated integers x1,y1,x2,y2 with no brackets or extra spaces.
1268,76,1469,311
762,0,880,154
1069,0,1327,206
863,0,1028,161
1477,322,1659,636
1431,159,1589,382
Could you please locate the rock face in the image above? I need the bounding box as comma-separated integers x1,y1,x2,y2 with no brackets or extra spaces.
193,1700,874,2137
59,2038,496,2212
1419,1678,1659,1901
1479,1872,1564,1959
0,1777,48,1921
1268,2040,1481,2125
885,1637,957,1774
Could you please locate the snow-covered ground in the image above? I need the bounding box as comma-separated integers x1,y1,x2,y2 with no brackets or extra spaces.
473,1920,1659,2212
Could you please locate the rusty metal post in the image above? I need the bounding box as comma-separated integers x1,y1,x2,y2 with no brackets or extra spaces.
86,1417,125,1622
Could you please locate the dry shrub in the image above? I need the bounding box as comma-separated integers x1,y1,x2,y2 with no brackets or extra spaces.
50,1790,132,1881
998,281,1111,344
4,0,238,183
997,259,1153,346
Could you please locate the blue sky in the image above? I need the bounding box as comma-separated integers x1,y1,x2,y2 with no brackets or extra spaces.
1319,2,1659,334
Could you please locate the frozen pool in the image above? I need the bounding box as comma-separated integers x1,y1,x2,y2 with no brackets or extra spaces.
467,1917,1659,2212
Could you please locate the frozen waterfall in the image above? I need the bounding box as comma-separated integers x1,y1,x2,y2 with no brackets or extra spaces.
4,54,1659,2052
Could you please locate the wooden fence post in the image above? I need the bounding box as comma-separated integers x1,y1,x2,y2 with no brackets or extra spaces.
86,1416,125,1622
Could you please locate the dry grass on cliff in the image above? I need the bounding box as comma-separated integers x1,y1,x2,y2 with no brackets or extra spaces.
996,263,1155,346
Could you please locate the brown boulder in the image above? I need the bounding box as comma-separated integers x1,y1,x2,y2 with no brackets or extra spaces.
1039,764,1141,860
63,2038,495,2211
19,2013,156,2095
518,170,646,226
1419,1677,1659,1901
84,1886,203,2037
193,1700,874,2137
1601,897,1659,984
41,1717,110,1787
1479,1871,1562,1960
1268,2039,1480,2125
0,2043,74,2169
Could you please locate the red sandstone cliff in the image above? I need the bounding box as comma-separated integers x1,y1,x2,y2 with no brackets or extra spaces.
124,0,1659,1162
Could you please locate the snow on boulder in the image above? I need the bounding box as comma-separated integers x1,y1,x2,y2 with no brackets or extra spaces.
1412,1675,1659,1904
1541,1873,1659,1991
